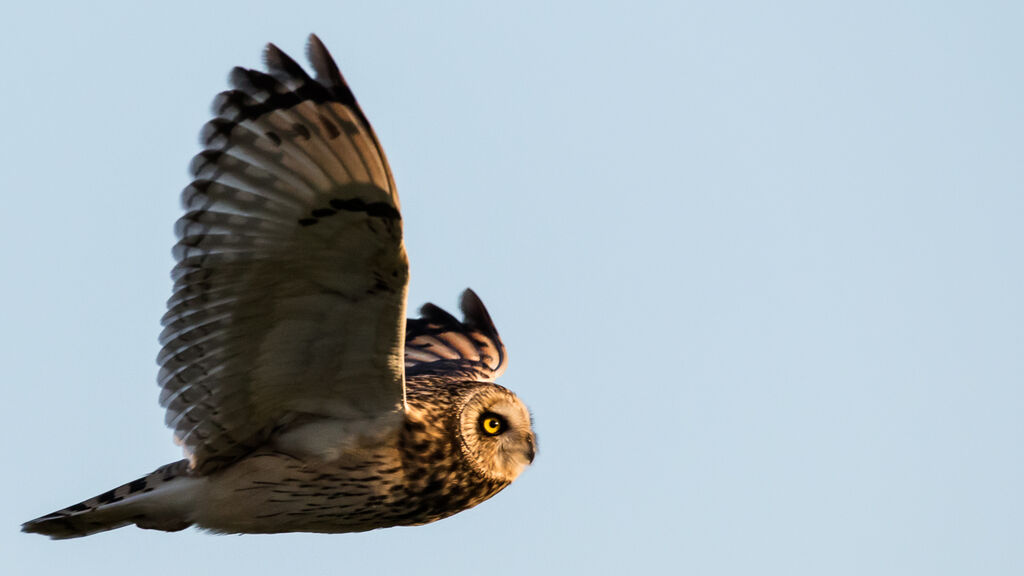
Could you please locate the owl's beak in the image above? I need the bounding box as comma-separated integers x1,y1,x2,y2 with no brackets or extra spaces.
524,434,537,464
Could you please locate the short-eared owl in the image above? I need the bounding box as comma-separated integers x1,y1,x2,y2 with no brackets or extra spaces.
23,35,535,539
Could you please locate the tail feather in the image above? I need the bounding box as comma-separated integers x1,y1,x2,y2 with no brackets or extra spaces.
22,460,195,539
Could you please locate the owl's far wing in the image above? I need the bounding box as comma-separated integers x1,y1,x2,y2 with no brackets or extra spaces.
159,35,409,473
404,289,507,381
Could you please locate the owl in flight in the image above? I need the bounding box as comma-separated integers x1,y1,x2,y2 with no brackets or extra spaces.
23,35,535,539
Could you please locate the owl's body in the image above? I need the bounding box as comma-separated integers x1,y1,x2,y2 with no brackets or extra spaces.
22,36,535,539
26,374,524,538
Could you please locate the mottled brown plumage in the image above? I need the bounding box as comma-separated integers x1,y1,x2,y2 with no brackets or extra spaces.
22,35,535,539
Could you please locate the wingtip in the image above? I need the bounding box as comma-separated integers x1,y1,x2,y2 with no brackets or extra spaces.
459,288,498,336
262,41,285,70
263,41,282,58
21,514,86,540
459,288,482,311
263,40,309,82
418,302,457,324
305,33,344,86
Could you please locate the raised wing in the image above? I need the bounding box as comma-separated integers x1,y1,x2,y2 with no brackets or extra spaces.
158,35,409,472
405,289,507,381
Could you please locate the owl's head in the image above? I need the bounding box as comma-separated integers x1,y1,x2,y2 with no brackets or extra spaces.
456,385,536,482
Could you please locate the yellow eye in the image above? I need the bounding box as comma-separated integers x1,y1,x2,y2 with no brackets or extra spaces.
480,413,504,435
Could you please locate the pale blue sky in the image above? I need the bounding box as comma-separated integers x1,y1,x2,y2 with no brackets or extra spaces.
2,2,1022,575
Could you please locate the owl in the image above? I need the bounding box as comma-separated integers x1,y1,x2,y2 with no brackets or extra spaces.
22,35,536,539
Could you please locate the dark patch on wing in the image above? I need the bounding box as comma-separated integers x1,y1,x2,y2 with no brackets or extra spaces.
328,197,401,219
212,62,368,141
201,118,234,145
292,122,311,139
318,113,340,139
127,478,148,494
95,490,122,505
297,196,402,227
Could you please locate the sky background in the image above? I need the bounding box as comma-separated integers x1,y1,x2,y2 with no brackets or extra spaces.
2,1,1022,575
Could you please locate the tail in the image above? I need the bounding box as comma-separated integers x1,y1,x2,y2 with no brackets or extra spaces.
22,460,197,539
